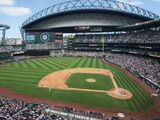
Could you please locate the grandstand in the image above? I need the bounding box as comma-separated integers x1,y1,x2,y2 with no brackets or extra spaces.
0,0,160,119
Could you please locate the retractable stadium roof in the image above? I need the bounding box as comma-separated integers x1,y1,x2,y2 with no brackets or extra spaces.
21,0,160,32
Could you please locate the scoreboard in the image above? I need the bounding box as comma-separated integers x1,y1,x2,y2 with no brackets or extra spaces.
54,32,63,43
25,32,63,44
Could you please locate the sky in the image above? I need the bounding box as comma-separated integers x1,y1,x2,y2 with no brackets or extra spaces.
0,0,160,38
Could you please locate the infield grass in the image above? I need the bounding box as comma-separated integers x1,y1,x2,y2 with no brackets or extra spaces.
0,57,154,112
66,73,113,90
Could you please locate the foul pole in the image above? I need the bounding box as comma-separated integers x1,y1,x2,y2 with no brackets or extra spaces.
102,34,105,56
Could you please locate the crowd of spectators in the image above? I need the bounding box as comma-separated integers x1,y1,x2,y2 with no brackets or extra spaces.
13,56,32,62
0,46,23,53
73,34,104,43
73,29,160,44
50,50,103,58
0,96,113,120
0,96,46,120
105,53,160,87
25,43,62,50
66,51,102,57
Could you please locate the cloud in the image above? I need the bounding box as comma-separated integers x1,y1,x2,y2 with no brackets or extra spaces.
0,6,31,16
117,0,143,6
0,0,15,5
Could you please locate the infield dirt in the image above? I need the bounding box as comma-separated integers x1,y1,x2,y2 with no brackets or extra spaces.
38,68,132,99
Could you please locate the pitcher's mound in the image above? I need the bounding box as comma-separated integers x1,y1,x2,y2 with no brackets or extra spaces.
86,78,96,83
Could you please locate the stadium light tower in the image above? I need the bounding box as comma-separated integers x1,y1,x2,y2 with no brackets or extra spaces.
0,24,10,45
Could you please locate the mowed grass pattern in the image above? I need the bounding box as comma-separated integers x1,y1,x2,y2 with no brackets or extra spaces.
66,73,113,90
0,57,154,112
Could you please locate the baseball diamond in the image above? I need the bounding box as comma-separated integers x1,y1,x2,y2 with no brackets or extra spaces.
0,57,154,111
38,68,132,99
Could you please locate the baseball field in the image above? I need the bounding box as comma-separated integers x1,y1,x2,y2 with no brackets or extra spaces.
0,57,154,112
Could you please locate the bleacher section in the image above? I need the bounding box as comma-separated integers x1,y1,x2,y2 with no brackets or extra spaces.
0,96,108,120
105,53,160,90
72,29,160,44
0,46,23,53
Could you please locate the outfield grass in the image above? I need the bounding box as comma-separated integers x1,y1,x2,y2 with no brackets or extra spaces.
0,57,154,112
66,73,113,90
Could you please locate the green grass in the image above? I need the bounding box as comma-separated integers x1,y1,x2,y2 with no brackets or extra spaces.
0,57,154,112
66,73,113,90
